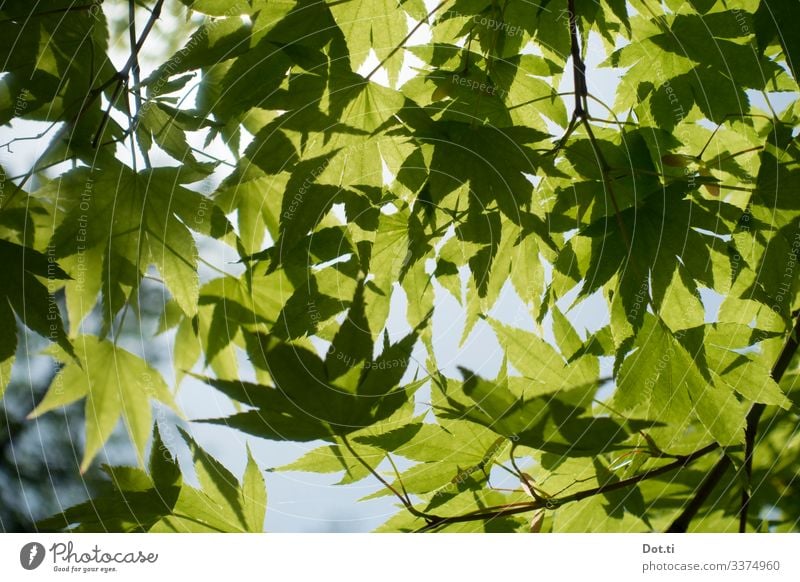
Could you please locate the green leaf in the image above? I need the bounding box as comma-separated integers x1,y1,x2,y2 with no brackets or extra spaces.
147,16,251,81
427,122,546,221
552,307,584,360
707,345,792,410
0,239,73,382
45,163,232,319
29,335,178,472
178,0,264,16
277,442,376,485
489,318,598,392
326,281,373,390
329,0,409,84
37,424,182,532
615,315,746,453
441,369,629,456
200,308,426,439
363,206,413,334
0,356,13,400
152,430,267,532
40,423,267,532
755,0,800,84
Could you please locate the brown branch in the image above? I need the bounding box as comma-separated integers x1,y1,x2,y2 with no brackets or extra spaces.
666,454,732,532
0,127,130,212
2,134,129,184
92,0,164,148
0,121,60,153
128,0,143,121
127,0,150,169
544,112,579,157
566,0,587,117
555,443,720,505
416,442,720,532
543,0,588,155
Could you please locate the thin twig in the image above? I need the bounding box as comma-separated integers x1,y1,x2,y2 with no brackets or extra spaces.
586,92,637,126
581,118,633,256
127,0,151,169
712,145,764,165
189,146,236,167
544,112,579,157
509,444,548,503
542,2,589,157
128,0,143,123
92,73,128,149
92,0,165,148
698,113,774,159
385,453,412,505
0,120,61,152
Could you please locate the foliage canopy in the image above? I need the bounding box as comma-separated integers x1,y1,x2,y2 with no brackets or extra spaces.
1,0,799,532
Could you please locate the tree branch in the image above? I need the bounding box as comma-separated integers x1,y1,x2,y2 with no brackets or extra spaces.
92,0,164,148
416,442,720,532
0,121,60,153
127,0,150,169
666,454,732,533
128,0,144,122
544,0,588,154
566,0,587,118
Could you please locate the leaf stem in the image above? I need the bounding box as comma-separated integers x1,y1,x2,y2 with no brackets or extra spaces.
385,452,411,504
698,113,773,159
581,118,633,258
340,435,441,523
365,0,448,81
